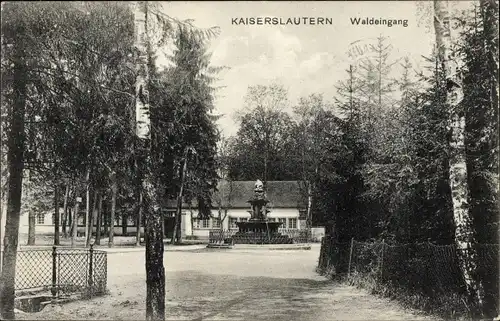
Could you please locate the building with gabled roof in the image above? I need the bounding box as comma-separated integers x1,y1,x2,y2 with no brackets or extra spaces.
164,180,309,239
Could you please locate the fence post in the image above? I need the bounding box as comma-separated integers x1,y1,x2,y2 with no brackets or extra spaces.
347,237,354,280
88,244,94,295
51,246,57,298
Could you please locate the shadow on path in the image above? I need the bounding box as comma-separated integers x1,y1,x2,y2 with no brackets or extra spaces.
167,271,438,321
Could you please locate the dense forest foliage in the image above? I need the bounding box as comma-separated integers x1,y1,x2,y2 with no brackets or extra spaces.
0,2,220,319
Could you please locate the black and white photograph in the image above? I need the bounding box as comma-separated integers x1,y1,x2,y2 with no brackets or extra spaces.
0,1,499,320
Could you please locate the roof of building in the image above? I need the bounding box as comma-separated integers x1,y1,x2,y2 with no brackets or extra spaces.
165,180,308,209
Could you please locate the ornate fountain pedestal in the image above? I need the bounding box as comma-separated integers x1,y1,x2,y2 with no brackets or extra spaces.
230,180,293,244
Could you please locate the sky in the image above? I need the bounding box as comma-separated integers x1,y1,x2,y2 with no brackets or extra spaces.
158,1,468,137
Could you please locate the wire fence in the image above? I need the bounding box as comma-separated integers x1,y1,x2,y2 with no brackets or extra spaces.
2,245,107,298
318,236,499,319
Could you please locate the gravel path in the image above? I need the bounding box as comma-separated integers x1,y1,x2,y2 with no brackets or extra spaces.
17,245,441,320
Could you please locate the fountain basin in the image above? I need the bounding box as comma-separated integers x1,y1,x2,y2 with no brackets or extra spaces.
232,220,293,244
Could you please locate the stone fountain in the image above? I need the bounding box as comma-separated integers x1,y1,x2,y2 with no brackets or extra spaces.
231,180,292,244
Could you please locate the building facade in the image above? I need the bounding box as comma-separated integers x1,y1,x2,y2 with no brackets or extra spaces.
168,180,309,239
6,180,313,240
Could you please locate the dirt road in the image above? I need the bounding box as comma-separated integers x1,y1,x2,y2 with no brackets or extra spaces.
17,245,440,320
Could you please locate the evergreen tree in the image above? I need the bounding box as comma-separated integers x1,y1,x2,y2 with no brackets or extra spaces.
461,1,499,316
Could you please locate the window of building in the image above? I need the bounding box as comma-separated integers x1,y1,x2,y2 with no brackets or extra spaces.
212,218,221,228
289,218,297,229
229,217,238,229
278,218,287,226
36,213,45,225
201,219,210,229
193,219,200,229
240,218,248,223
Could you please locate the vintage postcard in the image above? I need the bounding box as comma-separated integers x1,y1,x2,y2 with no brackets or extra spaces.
0,1,498,320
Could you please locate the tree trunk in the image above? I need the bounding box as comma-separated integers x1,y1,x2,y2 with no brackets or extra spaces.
433,0,468,235
217,180,226,232
172,149,188,245
122,214,128,236
218,206,223,232
306,181,313,229
137,191,143,246
89,189,98,244
27,210,35,245
189,206,194,237
0,38,27,319
103,200,108,236
144,186,165,321
109,172,117,247
53,182,60,246
68,207,73,237
434,0,472,308
84,169,91,247
62,183,70,238
26,171,36,246
95,192,103,245
71,196,80,247
134,2,165,319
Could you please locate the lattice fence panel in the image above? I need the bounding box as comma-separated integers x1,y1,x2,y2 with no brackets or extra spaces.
15,249,52,290
13,247,107,298
57,249,89,294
